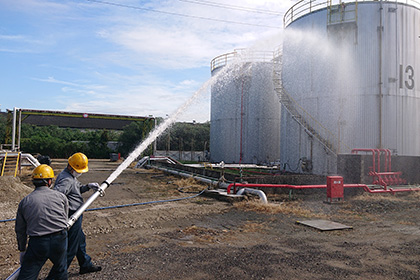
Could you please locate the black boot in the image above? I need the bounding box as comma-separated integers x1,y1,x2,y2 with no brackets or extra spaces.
79,264,102,275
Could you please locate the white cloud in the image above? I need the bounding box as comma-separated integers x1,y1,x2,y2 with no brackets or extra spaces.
1,0,295,122
91,0,287,70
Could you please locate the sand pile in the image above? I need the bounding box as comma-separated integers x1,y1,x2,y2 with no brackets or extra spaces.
0,176,33,220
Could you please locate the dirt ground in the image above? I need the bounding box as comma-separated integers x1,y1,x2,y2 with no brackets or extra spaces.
1,159,420,280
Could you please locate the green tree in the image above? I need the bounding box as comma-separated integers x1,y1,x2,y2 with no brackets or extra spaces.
118,120,154,157
0,114,6,145
18,124,118,158
86,130,111,158
156,122,210,151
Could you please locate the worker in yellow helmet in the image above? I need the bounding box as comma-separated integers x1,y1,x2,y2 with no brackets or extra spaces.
15,164,69,280
53,153,102,275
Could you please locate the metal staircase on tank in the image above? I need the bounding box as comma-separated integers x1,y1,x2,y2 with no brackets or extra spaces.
272,51,348,155
1,152,21,177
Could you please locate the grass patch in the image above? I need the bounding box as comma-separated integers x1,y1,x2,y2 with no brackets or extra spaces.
172,178,208,193
233,200,320,218
239,221,268,233
352,193,404,202
182,225,223,243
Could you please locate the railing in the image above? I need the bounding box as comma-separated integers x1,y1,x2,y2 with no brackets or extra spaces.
211,47,350,154
327,0,358,24
210,49,275,72
284,0,328,27
272,57,350,154
0,144,13,151
284,0,420,27
274,84,349,154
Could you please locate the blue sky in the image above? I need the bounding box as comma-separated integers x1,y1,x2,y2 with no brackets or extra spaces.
0,0,290,122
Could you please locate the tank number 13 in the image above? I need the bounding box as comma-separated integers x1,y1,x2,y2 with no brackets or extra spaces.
399,64,415,89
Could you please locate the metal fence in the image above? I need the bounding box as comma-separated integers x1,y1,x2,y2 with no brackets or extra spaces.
210,49,275,72
155,150,209,162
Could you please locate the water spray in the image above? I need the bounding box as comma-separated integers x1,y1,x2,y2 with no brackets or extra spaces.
65,50,275,227
6,55,245,280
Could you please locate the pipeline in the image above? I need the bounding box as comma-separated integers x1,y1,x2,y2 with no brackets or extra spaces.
227,183,326,194
150,165,420,197
6,268,20,280
227,182,420,195
236,188,268,204
85,188,206,211
22,153,40,167
0,189,206,224
150,165,231,189
5,188,206,280
351,148,406,187
0,218,16,223
352,148,393,173
7,179,417,280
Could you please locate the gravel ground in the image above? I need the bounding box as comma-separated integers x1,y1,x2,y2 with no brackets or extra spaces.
1,159,420,279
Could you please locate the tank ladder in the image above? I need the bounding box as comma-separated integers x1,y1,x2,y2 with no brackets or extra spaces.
272,51,348,155
1,152,21,177
327,0,358,25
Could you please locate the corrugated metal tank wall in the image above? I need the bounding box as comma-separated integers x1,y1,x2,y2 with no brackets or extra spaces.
210,60,281,164
380,1,420,155
282,1,420,174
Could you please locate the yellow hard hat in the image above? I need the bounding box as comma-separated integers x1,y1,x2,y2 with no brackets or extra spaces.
32,164,55,179
68,152,89,173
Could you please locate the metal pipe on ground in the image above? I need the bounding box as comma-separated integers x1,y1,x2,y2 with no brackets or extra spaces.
227,183,420,195
227,183,327,194
236,188,268,204
150,165,231,189
153,166,420,197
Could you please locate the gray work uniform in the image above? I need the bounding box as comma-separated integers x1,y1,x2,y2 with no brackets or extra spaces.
15,186,69,251
15,186,69,280
53,168,90,212
53,168,94,269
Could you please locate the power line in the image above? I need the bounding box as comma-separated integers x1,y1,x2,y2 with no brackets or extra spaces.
179,0,283,16
84,0,281,29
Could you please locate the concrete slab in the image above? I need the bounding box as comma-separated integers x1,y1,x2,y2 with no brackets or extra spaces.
296,219,353,231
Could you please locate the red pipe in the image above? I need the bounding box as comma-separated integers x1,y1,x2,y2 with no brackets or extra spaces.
227,183,327,194
352,148,393,173
348,184,418,194
377,148,392,172
227,183,420,195
352,148,378,172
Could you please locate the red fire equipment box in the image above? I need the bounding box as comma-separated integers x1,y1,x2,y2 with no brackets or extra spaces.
326,176,344,203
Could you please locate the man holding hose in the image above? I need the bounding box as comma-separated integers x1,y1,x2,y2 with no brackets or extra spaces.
53,152,102,275
15,164,69,280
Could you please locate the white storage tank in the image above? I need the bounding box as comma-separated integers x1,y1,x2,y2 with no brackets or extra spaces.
281,0,420,174
210,50,281,164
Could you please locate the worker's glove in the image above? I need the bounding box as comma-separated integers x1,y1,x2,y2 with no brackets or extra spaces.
87,183,100,191
87,183,105,196
20,251,26,264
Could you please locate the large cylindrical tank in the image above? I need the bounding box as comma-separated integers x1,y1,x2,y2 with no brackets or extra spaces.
210,50,281,164
281,0,420,173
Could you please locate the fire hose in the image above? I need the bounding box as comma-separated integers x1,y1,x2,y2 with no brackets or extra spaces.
6,59,228,279
6,180,112,280
7,143,159,279
6,178,207,280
